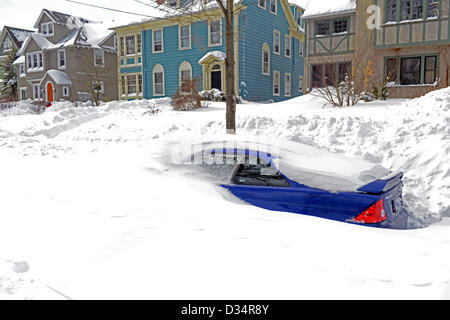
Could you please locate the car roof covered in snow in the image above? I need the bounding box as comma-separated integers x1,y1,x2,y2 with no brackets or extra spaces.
160,136,392,193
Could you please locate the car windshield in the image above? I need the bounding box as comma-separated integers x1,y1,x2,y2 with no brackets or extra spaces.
194,141,391,192
232,162,290,187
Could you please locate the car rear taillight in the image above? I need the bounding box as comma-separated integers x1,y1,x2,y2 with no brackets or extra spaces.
354,199,387,224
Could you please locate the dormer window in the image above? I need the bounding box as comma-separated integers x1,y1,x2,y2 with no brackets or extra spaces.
41,22,54,36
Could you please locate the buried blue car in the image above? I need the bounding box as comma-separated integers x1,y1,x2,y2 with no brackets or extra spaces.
192,142,409,229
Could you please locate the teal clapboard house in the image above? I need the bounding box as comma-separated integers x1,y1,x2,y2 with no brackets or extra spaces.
112,0,305,102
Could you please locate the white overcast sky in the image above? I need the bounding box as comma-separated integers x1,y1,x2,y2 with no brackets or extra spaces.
0,0,163,30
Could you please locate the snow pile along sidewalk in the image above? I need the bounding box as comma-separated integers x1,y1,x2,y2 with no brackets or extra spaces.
227,88,450,226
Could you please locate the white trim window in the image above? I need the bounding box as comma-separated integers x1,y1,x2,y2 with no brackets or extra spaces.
20,87,27,100
94,49,105,66
262,43,270,76
273,30,280,55
127,75,137,95
120,37,125,56
153,29,164,53
209,19,222,47
121,75,126,96
19,64,26,77
285,35,291,58
273,71,280,96
2,36,12,52
63,86,70,97
126,35,136,55
26,52,43,72
153,64,165,96
179,61,192,93
296,10,302,27
138,74,143,95
258,0,266,9
179,24,191,50
270,0,277,14
58,49,66,69
285,73,291,97
41,22,54,36
137,34,142,54
33,84,43,100
298,75,303,93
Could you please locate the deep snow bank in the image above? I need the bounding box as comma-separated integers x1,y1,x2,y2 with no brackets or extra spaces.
190,88,450,226
0,88,448,226
0,88,449,299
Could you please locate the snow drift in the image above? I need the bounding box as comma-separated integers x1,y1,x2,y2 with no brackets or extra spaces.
0,87,449,299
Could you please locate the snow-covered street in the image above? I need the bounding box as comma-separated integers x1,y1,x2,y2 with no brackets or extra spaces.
0,88,449,299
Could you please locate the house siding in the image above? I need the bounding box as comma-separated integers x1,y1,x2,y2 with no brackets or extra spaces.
239,0,304,102
142,19,226,99
303,0,449,98
16,9,118,102
114,0,305,102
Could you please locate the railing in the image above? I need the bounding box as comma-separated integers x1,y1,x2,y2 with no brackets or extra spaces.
0,101,17,111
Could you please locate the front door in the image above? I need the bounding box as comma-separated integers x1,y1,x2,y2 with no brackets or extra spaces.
211,71,222,91
47,83,54,102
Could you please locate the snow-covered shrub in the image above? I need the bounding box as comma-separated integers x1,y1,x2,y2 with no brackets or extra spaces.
172,79,208,111
142,101,161,116
199,89,244,104
0,100,46,116
199,89,226,102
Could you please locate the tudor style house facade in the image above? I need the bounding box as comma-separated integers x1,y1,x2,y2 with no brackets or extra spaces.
15,9,118,103
112,0,305,102
0,26,34,79
303,0,450,98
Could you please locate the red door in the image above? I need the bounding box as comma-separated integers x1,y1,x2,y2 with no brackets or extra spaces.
47,83,54,102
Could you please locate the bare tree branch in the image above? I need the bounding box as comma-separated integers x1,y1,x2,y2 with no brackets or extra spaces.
215,0,227,16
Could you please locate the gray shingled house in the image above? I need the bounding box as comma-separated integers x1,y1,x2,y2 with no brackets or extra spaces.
15,9,118,103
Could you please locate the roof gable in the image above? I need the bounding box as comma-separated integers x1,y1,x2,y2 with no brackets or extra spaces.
278,0,305,39
5,26,34,47
1,26,34,52
18,33,53,56
33,9,97,29
0,29,11,52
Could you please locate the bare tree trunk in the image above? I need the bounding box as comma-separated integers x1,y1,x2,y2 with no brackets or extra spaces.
224,1,236,134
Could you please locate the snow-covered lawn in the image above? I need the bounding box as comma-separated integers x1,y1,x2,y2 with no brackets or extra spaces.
0,88,449,299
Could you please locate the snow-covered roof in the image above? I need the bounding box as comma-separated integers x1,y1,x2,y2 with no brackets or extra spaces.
4,26,34,47
112,0,244,29
18,19,115,56
302,0,356,19
17,33,53,55
198,51,226,64
33,9,98,29
289,0,309,9
12,55,25,65
40,70,72,86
